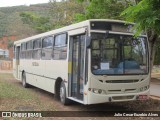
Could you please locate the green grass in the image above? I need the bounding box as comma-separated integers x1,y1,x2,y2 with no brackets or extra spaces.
0,74,35,99
0,73,56,111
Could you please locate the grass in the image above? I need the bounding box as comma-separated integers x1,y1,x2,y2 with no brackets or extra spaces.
0,73,56,111
0,74,34,99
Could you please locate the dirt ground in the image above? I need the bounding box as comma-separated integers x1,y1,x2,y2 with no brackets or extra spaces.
0,73,160,120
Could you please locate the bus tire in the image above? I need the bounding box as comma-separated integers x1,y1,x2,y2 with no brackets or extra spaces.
60,81,70,105
22,72,29,88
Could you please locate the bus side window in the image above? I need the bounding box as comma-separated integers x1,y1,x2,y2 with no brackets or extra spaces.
53,33,67,60
21,43,26,59
42,36,54,60
26,41,32,59
32,39,41,60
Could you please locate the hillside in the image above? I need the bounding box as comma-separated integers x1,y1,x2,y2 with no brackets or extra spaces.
0,3,52,40
0,0,85,60
0,3,52,59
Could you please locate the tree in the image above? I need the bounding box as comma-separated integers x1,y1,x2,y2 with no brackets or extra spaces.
20,1,86,32
121,0,160,68
75,0,131,21
49,0,86,27
154,45,160,65
7,40,14,49
20,12,52,33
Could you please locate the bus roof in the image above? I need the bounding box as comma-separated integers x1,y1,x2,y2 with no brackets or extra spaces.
14,19,132,44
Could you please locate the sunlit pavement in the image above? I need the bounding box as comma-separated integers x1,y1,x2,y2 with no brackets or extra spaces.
150,84,160,97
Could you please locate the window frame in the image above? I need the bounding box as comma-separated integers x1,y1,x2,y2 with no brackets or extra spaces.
41,36,54,60
20,42,26,59
53,33,68,60
42,36,54,48
32,38,42,60
26,40,33,59
54,33,67,47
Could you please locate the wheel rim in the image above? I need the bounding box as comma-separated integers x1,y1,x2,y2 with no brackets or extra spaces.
60,85,64,102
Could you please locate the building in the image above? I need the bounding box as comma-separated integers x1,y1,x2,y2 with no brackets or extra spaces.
0,49,9,58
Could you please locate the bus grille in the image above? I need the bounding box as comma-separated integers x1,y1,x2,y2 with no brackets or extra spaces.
112,95,134,100
108,89,136,94
105,79,139,83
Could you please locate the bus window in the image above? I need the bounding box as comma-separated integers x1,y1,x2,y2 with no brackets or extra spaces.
21,43,26,59
32,39,41,59
53,33,67,60
91,33,148,75
42,36,54,60
26,41,33,59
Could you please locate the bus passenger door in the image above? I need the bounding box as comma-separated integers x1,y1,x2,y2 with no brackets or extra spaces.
69,34,86,100
16,46,20,79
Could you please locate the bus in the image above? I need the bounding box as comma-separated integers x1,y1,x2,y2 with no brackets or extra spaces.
13,19,150,105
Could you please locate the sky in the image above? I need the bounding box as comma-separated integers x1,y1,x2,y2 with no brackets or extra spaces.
0,0,50,7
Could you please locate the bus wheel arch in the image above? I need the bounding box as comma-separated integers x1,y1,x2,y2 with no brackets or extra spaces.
54,77,63,99
60,81,70,105
54,77,70,105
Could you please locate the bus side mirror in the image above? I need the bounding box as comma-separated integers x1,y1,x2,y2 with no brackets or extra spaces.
86,36,91,48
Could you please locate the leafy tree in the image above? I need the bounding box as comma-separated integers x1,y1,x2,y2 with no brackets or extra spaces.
20,1,85,32
75,0,131,21
49,0,86,27
20,12,52,33
154,45,160,65
7,40,14,49
121,0,160,68
0,12,9,37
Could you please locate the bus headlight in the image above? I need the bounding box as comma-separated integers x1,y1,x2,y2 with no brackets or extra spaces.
144,85,149,90
139,85,149,92
90,88,106,94
140,87,144,92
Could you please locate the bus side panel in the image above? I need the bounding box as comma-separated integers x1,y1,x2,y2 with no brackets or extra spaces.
13,59,16,78
21,59,34,85
44,60,68,93
19,59,68,94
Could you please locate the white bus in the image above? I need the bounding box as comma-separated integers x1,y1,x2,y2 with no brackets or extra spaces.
13,19,150,105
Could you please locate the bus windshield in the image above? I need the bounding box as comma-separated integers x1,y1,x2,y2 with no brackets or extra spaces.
91,33,148,75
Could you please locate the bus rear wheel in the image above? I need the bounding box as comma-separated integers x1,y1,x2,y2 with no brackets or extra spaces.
22,72,29,88
60,81,70,105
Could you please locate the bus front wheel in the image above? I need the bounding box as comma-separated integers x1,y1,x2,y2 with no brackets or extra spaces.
60,81,70,105
22,72,29,88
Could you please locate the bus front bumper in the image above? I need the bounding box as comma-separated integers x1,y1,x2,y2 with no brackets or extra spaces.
87,89,150,104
